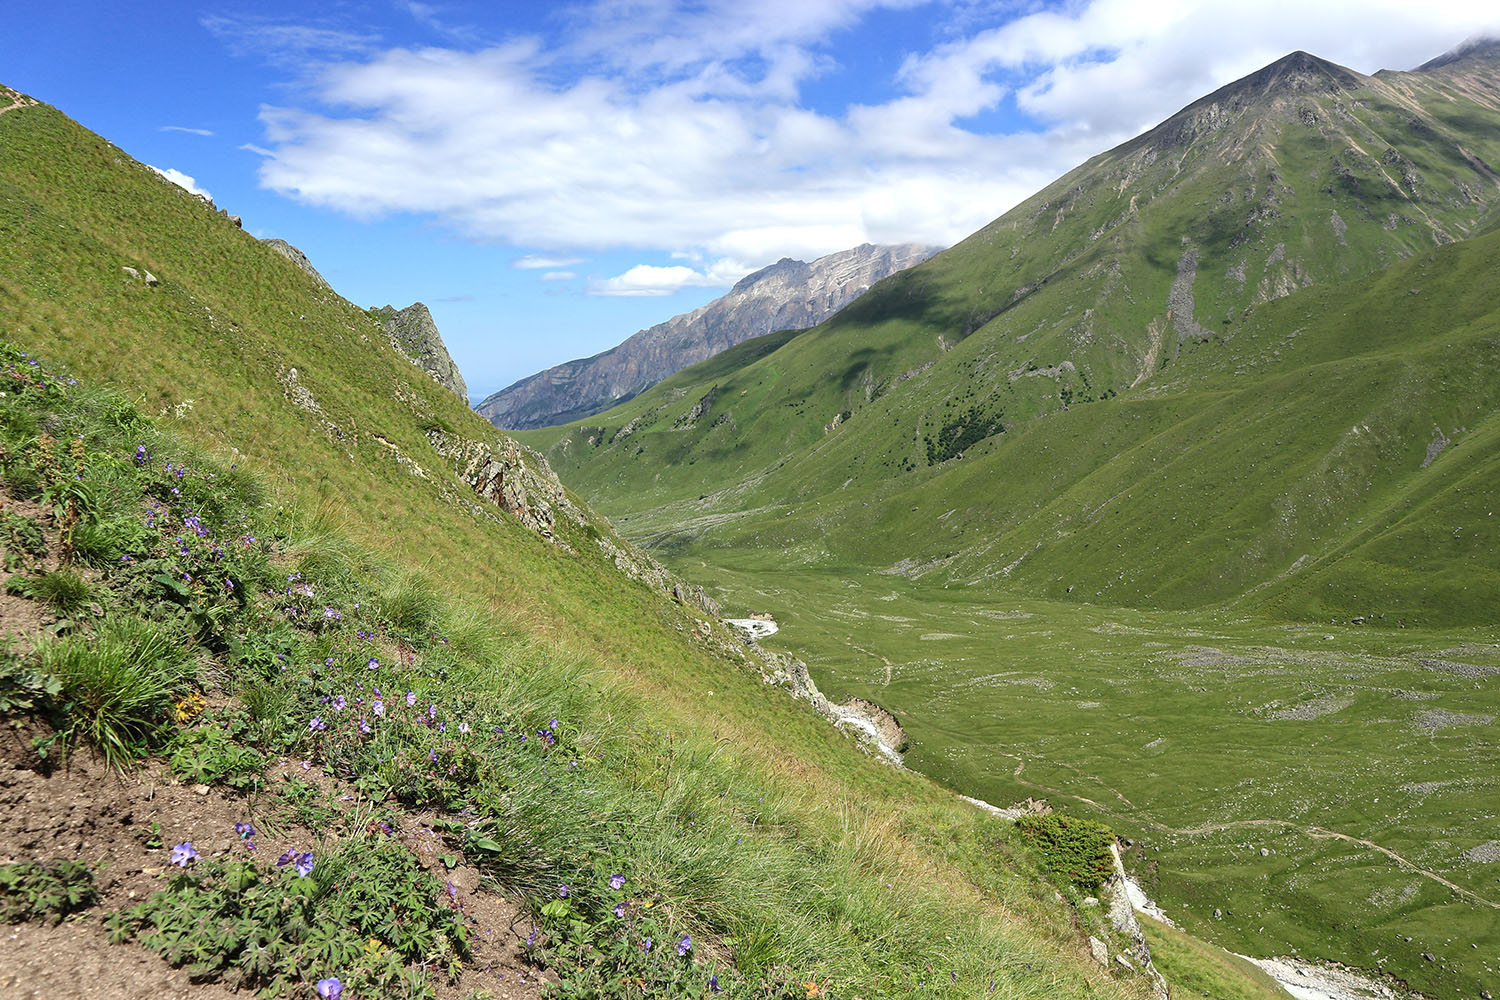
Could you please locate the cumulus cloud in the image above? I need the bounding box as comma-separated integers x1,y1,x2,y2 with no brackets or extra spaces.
148,165,212,201
589,258,751,296
250,0,1500,283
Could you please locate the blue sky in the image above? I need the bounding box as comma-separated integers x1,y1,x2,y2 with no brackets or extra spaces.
5,1,1497,401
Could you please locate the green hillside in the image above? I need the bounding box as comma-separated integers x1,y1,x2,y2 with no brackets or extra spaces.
0,87,1180,999
516,49,1500,998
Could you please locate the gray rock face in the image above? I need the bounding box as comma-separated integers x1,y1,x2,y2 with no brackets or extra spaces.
261,239,330,289
476,243,939,429
372,303,469,402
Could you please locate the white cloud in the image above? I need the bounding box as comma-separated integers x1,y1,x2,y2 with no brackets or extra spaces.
514,254,588,269
541,271,577,281
239,143,276,157
252,1,1500,274
160,125,215,136
148,165,212,201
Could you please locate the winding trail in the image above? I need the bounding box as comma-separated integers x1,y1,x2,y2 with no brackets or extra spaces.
841,638,895,686
992,750,1499,910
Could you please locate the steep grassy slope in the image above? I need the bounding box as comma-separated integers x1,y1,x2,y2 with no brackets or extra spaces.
0,88,1167,999
522,48,1500,625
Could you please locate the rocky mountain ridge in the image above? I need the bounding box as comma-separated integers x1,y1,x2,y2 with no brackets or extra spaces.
372,302,469,402
476,242,938,430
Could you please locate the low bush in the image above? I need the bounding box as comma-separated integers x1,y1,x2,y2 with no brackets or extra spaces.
1014,812,1117,892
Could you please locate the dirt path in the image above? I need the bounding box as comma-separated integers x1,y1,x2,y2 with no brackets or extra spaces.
0,87,38,117
993,750,1498,910
841,638,894,685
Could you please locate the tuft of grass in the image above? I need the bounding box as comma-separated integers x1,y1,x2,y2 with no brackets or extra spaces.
6,568,93,616
32,615,196,763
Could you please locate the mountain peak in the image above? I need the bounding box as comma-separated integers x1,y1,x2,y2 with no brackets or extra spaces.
1417,35,1500,71
1207,49,1363,104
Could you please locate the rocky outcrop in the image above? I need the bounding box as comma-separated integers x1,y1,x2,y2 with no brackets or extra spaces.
373,303,469,402
476,243,939,429
427,430,581,543
261,239,330,289
747,644,906,764
426,428,721,618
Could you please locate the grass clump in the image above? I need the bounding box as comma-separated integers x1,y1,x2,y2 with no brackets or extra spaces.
5,567,93,616
1014,813,1117,893
32,616,196,763
0,860,99,924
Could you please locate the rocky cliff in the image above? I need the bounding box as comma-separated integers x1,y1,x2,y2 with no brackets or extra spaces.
373,302,469,402
476,243,938,429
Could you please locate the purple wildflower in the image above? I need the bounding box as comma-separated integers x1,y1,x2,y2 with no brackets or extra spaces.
234,822,256,840
308,716,326,732
458,722,470,734
709,975,723,993
169,842,198,867
548,718,559,731
373,699,385,716
358,718,371,735
676,935,691,957
367,657,379,671
643,938,652,954
609,873,625,890
295,852,315,877
527,926,537,947
613,902,625,918
315,977,342,999
557,884,568,898
405,691,416,706
427,703,437,721
277,850,296,867
332,695,346,711
429,748,439,764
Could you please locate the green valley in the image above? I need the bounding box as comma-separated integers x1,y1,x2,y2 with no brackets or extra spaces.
519,46,1500,998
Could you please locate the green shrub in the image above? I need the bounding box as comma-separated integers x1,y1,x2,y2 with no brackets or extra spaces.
1013,813,1117,892
0,860,99,924
32,615,196,763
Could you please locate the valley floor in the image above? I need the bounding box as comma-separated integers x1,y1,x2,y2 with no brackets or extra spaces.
689,565,1500,999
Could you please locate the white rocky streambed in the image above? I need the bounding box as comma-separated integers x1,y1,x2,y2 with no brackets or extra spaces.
956,801,1399,1000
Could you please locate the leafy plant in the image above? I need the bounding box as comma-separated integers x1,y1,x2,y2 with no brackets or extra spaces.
0,860,99,924
0,509,48,570
108,836,468,998
166,722,265,791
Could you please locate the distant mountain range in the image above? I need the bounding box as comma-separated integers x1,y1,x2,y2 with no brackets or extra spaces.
525,44,1500,626
475,243,938,429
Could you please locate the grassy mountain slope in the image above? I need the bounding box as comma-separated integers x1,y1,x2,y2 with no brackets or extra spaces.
0,87,1169,999
521,48,1500,625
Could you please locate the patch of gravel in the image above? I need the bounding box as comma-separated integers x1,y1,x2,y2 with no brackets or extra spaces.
1391,689,1441,701
919,632,965,640
1268,693,1355,721
1461,840,1500,864
1415,658,1500,678
1412,708,1495,733
1400,779,1459,796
